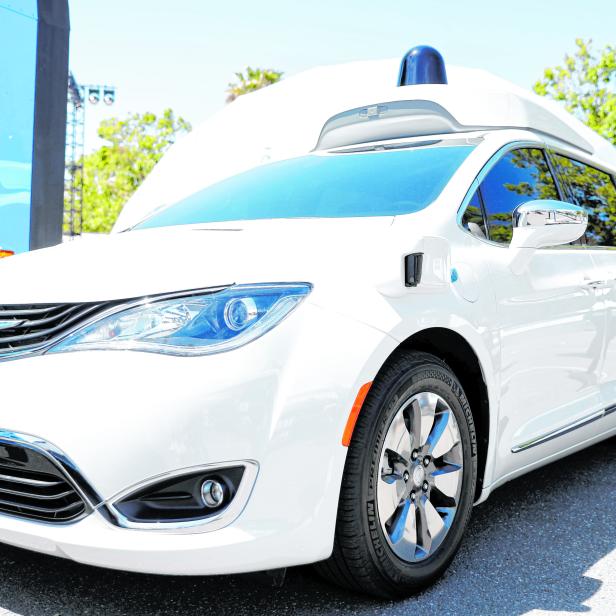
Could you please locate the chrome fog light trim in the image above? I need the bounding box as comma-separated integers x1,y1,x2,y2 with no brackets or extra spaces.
201,479,225,508
105,460,259,534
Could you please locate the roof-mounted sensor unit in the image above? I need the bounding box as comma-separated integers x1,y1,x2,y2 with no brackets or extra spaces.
398,45,447,86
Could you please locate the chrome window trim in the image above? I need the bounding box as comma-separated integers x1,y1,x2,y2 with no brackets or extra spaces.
0,284,232,364
511,405,616,453
0,428,104,524
455,140,556,248
104,460,259,534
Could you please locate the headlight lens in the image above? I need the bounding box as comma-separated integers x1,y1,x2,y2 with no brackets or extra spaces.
48,283,311,357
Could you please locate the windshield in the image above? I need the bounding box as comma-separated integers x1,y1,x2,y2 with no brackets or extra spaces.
135,145,474,230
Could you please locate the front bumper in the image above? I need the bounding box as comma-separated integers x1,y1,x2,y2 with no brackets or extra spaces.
0,302,396,574
0,505,331,575
0,502,325,575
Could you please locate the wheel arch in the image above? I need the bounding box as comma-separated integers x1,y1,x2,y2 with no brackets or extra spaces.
385,327,490,501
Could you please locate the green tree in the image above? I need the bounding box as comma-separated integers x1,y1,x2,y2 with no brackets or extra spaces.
76,109,191,233
533,38,616,144
225,67,283,103
534,41,616,247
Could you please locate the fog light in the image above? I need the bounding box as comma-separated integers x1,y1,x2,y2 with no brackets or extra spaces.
201,479,225,508
111,466,246,525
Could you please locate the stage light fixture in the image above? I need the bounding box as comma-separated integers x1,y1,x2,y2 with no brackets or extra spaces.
103,88,115,106
88,87,100,104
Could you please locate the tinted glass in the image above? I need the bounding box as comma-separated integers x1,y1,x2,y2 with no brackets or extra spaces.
461,189,487,239
136,146,474,229
554,154,616,247
480,148,559,244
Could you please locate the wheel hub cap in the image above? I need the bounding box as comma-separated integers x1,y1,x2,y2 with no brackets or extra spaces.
411,464,425,487
376,391,464,563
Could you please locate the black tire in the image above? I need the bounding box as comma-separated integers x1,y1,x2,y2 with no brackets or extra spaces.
316,350,477,598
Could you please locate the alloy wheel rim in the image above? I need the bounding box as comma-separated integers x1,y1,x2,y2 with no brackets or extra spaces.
377,391,464,562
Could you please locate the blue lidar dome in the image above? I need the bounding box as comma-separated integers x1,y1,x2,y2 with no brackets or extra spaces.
398,45,448,86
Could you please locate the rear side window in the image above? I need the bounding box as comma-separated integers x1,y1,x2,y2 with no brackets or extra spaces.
553,154,616,247
479,148,559,244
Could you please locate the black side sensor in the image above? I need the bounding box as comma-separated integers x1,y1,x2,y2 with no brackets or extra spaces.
404,253,423,287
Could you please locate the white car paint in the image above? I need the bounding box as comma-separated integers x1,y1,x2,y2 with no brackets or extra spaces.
114,60,615,232
1,67,616,577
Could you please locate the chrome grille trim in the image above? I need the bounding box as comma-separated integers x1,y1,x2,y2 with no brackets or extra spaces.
0,305,75,316
0,485,75,500
0,495,85,519
0,447,86,522
0,429,104,525
2,305,82,329
0,302,119,353
0,472,63,487
0,285,232,362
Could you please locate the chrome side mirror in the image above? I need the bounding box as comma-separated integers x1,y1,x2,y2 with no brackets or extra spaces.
509,199,587,274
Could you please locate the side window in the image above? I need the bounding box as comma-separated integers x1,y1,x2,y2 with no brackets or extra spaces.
553,154,616,247
461,189,487,239
480,148,559,244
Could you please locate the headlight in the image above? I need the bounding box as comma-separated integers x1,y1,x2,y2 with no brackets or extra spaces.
48,283,311,357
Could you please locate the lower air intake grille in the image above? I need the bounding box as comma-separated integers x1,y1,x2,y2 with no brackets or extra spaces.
0,442,87,523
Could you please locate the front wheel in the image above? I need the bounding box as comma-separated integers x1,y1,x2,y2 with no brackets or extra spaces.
317,351,477,598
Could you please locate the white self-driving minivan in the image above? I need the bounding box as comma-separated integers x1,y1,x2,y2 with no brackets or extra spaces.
0,47,615,598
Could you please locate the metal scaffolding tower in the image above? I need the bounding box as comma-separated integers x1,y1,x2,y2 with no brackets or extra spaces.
65,72,85,237
64,74,116,238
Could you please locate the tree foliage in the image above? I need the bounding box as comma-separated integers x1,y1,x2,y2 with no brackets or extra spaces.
225,67,283,103
533,38,616,144
533,41,616,247
77,109,191,233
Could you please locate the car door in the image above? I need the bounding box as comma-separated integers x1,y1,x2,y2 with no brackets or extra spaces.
461,145,605,481
551,152,616,419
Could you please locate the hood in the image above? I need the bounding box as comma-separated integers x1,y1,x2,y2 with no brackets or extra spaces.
0,218,398,304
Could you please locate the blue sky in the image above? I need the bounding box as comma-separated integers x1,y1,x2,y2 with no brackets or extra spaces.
69,0,615,151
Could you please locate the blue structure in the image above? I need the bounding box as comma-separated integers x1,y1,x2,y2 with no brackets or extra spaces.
398,45,448,87
0,1,69,254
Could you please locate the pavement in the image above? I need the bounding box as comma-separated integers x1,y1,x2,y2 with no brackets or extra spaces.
1,437,615,616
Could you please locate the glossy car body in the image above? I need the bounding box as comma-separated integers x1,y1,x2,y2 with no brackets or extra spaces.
1,73,616,578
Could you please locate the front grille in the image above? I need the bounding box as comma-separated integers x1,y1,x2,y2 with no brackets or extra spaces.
0,302,118,355
0,442,88,522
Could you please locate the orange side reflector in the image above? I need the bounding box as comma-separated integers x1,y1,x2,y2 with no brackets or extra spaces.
342,381,373,447
0,249,14,259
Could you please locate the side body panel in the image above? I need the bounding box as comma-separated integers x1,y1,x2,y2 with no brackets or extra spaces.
488,245,604,479
546,142,616,421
